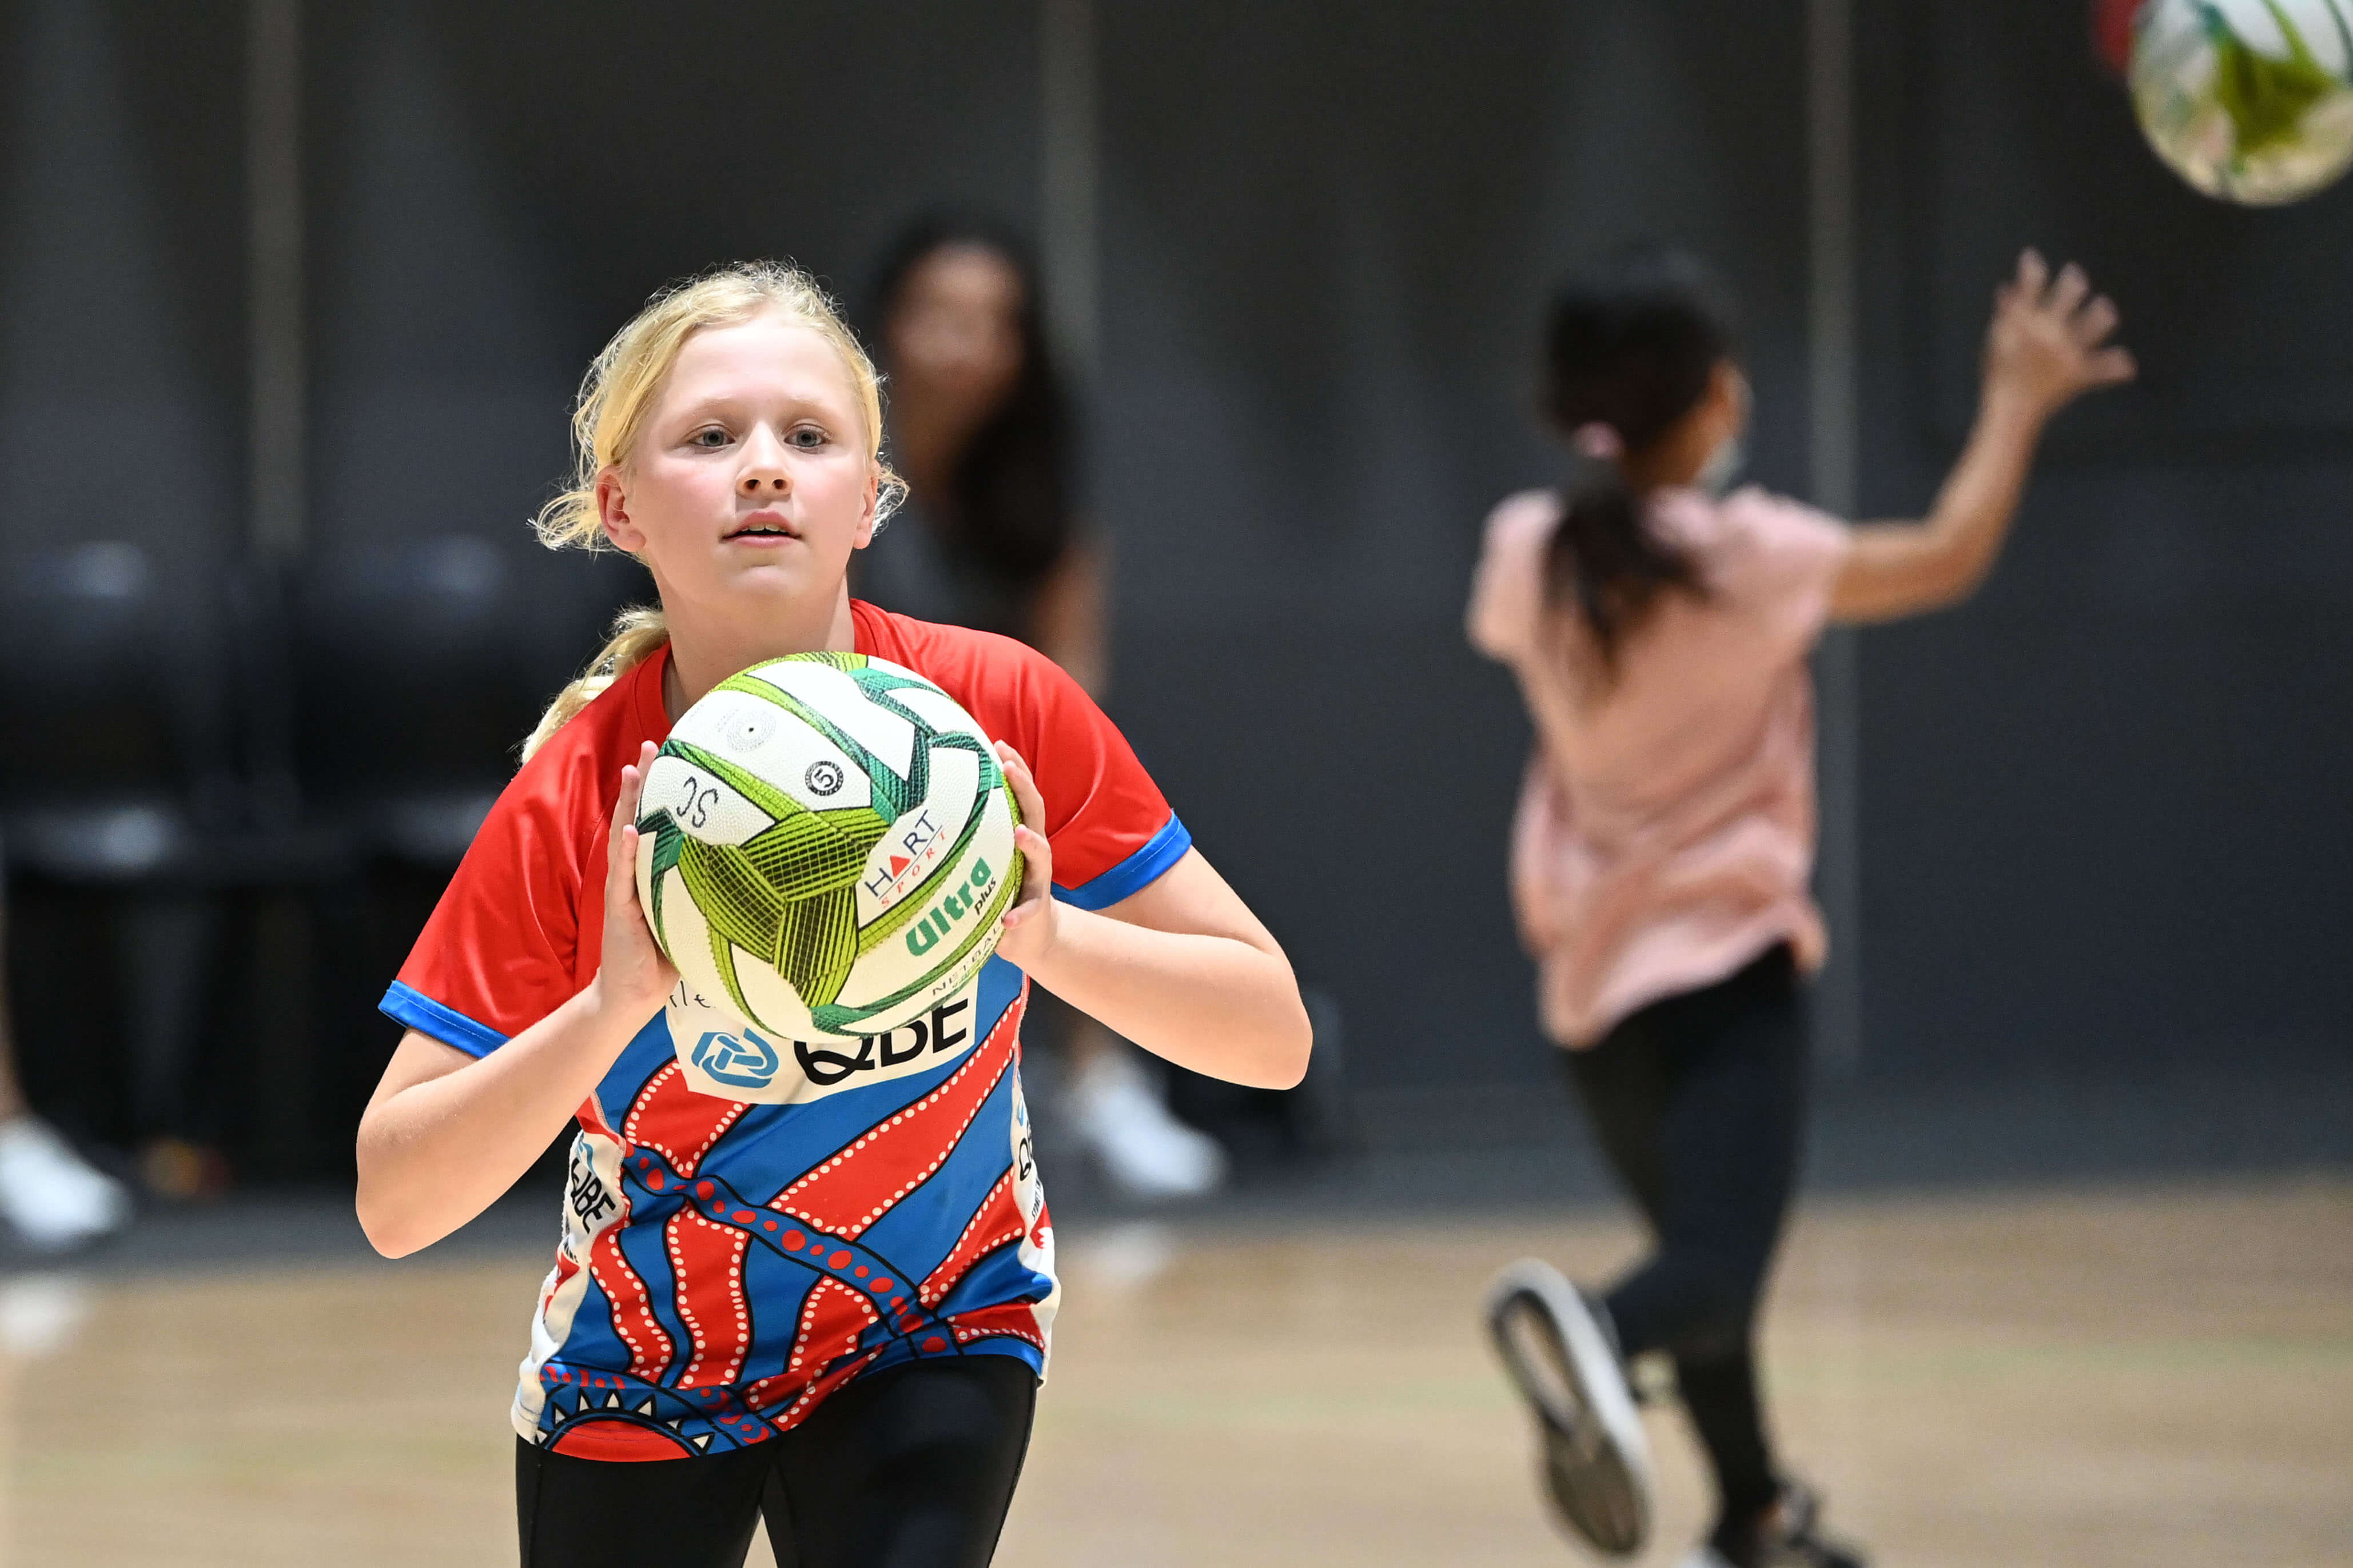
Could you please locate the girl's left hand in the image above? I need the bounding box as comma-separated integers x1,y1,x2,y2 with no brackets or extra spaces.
1981,249,2135,421
991,742,1060,972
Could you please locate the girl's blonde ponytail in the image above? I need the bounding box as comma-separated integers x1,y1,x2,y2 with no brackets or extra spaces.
521,261,901,760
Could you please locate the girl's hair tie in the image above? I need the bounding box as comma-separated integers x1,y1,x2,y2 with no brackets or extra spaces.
1571,422,1625,462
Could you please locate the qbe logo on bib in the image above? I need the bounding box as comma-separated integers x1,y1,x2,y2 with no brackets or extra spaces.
664,976,982,1105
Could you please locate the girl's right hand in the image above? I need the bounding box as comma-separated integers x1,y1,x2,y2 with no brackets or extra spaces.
1982,249,2137,421
594,741,679,1020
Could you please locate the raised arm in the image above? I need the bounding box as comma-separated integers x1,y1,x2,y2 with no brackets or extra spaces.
990,744,1312,1090
1830,250,2135,624
355,743,677,1258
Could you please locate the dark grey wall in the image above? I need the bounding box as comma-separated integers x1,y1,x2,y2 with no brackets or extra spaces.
4,0,2346,1126
1851,0,2353,1080
1090,0,1816,1109
302,0,1045,557
0,0,245,572
294,0,1049,653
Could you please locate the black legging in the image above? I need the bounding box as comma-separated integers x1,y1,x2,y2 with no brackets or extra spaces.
1564,943,1807,1530
515,1355,1036,1568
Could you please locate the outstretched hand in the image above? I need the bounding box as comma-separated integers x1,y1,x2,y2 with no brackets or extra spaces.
990,742,1061,973
1984,249,2137,421
596,741,679,1018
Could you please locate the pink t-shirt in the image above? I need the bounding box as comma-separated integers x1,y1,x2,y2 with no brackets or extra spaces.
1468,485,1852,1047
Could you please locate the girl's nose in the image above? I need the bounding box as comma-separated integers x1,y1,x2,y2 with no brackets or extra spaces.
739,429,793,493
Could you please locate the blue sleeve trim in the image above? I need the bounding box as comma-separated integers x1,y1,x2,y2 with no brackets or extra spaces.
1055,813,1193,912
380,982,509,1060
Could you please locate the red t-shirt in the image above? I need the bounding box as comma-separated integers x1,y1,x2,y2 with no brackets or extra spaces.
383,601,1189,1458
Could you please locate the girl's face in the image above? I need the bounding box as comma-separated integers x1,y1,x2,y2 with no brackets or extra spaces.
598,310,879,619
883,244,1026,416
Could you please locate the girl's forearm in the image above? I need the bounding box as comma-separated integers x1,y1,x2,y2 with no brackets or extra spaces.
1836,391,2047,621
356,984,647,1256
1021,909,1311,1089
1920,390,2045,584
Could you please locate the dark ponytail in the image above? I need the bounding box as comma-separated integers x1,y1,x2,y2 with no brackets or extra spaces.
1538,246,1736,672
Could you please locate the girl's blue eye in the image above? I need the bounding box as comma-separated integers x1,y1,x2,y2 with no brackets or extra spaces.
789,427,827,449
690,428,729,448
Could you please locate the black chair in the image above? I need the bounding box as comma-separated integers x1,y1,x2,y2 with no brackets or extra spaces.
0,541,238,883
0,541,363,1177
289,535,600,867
0,542,237,1156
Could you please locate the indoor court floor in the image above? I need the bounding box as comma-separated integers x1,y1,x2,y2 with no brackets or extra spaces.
0,1177,2345,1567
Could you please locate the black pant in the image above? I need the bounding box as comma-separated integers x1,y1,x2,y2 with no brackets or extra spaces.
1564,943,1807,1530
515,1356,1036,1568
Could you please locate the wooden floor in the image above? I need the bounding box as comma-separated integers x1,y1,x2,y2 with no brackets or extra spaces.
0,1178,2346,1566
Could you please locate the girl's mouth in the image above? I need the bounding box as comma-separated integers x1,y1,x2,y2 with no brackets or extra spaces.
727,510,800,542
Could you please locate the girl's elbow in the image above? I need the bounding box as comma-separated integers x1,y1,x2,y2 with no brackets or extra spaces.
1925,558,1993,615
356,1195,421,1259
354,1161,433,1259
1263,1052,1311,1092
1855,557,1988,623
1255,998,1315,1091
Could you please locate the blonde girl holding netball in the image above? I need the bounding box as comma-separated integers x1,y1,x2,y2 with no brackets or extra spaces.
356,262,1309,1567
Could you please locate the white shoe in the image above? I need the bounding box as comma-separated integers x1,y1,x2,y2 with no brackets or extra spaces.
0,1118,132,1251
1486,1258,1655,1557
1067,1052,1228,1199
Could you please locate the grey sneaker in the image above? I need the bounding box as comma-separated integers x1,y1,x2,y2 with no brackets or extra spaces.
1484,1258,1653,1557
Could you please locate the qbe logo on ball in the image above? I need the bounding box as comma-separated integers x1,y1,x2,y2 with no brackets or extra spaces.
635,653,1024,1104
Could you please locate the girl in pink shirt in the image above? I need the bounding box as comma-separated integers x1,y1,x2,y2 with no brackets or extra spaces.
1476,246,2133,1568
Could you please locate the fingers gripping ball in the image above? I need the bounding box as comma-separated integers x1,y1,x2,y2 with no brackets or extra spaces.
634,654,1023,1099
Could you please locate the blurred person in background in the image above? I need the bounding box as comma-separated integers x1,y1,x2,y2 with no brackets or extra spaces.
861,216,1228,1200
0,863,133,1250
1472,248,2133,1568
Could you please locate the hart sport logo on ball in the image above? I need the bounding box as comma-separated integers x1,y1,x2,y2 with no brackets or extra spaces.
634,653,1024,1090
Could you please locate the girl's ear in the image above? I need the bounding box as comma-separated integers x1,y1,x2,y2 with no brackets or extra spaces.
598,468,645,553
1712,360,1751,438
851,464,881,550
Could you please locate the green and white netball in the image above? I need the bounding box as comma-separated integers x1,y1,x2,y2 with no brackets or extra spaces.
634,653,1022,1053
2132,0,2353,205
